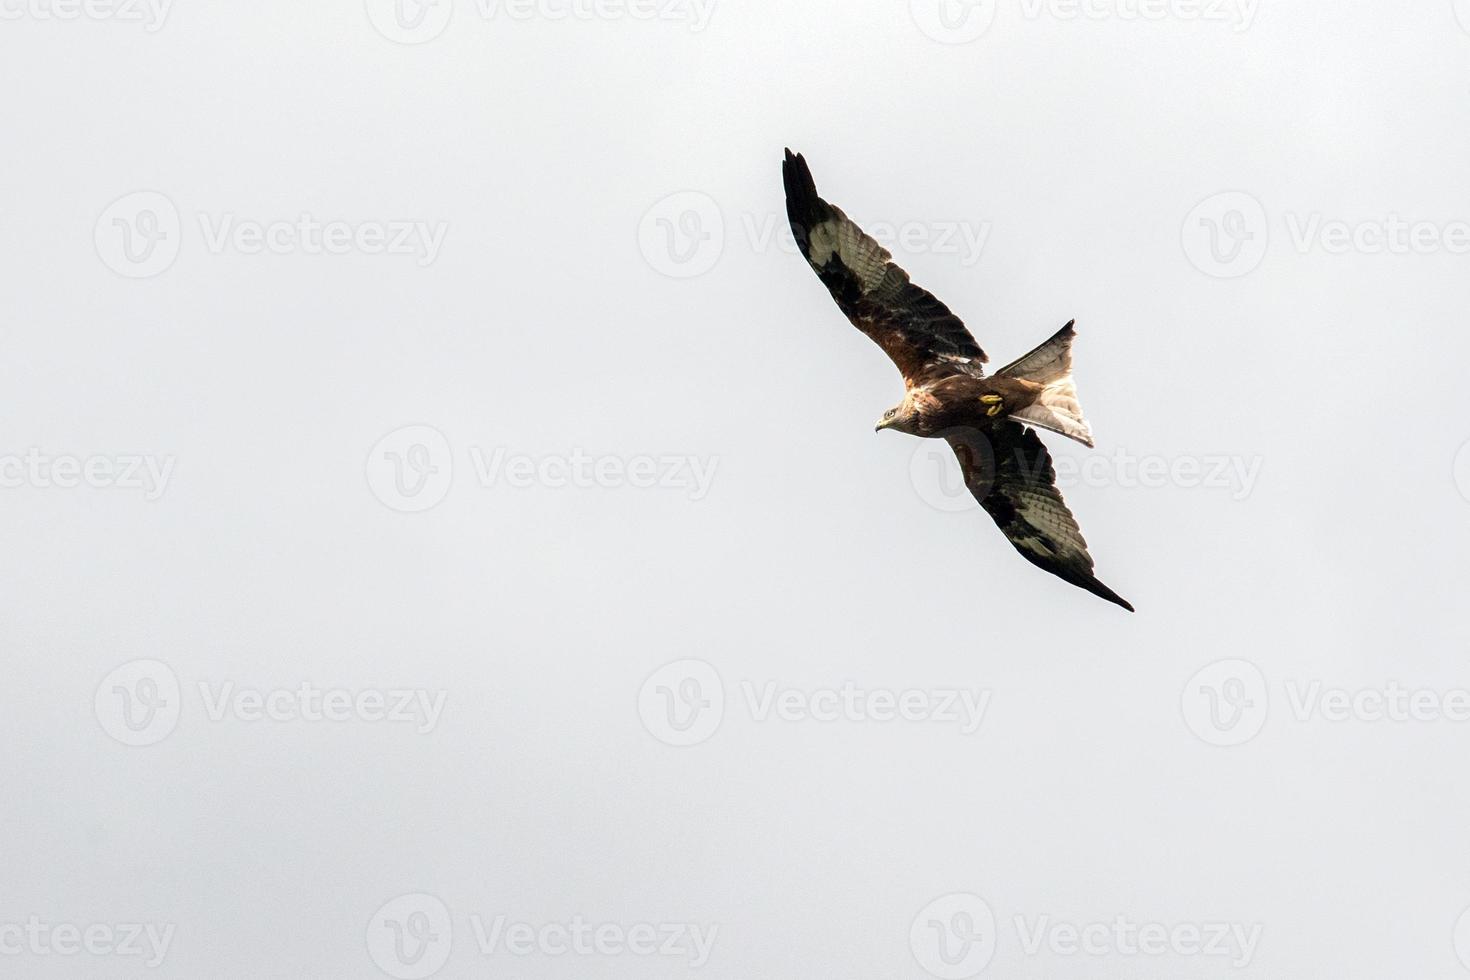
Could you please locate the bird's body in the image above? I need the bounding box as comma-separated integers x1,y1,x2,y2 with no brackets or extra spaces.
782,148,1134,611
881,373,1041,438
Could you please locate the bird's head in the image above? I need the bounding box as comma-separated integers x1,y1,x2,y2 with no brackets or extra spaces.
875,403,919,434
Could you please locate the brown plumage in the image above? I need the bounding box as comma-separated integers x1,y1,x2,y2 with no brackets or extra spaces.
782,149,1133,611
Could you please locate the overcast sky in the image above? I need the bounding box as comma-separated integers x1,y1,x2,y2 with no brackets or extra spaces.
4,0,1470,977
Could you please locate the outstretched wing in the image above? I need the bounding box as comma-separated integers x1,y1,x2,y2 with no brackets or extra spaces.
783,149,987,384
945,422,1134,611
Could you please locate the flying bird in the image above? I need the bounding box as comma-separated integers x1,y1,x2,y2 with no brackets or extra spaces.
782,149,1133,611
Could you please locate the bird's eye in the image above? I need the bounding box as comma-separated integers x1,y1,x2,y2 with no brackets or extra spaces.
885,409,896,418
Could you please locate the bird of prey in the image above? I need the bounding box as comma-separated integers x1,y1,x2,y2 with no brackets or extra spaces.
782,149,1133,611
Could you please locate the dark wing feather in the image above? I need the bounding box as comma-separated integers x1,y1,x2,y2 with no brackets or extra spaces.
945,422,1134,611
783,149,987,384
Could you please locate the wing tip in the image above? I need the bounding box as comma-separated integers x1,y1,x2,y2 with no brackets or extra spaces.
1085,577,1134,612
782,148,823,247
782,148,816,197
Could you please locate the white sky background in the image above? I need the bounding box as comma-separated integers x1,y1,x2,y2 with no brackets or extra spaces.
3,0,1470,976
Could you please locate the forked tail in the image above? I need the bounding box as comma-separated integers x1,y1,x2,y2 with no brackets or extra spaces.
996,320,1094,447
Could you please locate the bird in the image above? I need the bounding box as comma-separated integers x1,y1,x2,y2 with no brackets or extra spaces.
782,149,1133,611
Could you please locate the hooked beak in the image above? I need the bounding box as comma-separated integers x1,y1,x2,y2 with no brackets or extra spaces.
875,417,892,433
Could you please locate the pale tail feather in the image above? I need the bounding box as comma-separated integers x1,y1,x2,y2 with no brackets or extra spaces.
997,320,1094,448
